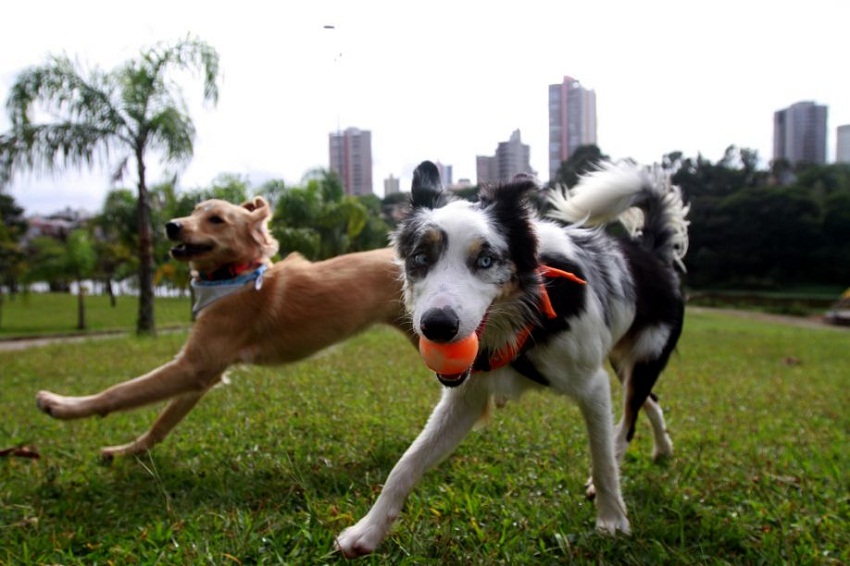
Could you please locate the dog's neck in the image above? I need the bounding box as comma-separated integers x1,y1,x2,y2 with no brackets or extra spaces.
473,265,586,374
195,260,266,282
190,259,269,316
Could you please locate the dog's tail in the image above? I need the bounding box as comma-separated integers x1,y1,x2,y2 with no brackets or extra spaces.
548,161,690,271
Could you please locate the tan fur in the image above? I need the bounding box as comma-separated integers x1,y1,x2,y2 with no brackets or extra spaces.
35,197,411,457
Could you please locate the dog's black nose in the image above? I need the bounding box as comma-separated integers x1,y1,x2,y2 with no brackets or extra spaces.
420,307,460,343
165,221,182,240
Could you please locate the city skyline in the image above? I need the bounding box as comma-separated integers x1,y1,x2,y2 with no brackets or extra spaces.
476,129,533,185
773,101,828,166
329,127,373,196
549,76,598,180
1,1,848,214
835,125,850,164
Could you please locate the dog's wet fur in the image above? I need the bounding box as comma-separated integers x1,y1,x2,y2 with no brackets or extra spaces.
336,160,689,556
36,197,412,458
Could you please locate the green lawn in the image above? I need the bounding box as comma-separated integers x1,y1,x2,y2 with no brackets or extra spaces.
0,293,193,338
1,310,848,564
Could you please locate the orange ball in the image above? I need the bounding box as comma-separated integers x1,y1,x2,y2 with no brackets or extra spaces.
418,333,479,375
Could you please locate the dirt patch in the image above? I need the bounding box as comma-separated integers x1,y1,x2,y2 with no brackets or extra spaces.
688,307,848,331
0,327,187,352
1,310,844,353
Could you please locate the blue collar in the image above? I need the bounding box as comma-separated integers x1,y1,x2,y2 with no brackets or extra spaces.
191,264,268,316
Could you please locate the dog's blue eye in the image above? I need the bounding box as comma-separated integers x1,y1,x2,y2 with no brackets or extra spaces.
412,253,428,267
477,254,494,269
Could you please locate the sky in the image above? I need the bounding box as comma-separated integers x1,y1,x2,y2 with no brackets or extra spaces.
1,0,848,215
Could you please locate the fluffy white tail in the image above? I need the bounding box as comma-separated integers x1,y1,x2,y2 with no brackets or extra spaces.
548,161,690,271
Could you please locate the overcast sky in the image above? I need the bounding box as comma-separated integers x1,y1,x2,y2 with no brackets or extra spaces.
2,0,848,214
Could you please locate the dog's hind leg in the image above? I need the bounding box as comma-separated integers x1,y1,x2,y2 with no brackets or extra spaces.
642,394,673,460
609,358,633,465
336,381,490,558
611,347,675,465
100,390,208,458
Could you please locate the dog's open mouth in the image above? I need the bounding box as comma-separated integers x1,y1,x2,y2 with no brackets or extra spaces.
436,368,471,387
170,242,214,260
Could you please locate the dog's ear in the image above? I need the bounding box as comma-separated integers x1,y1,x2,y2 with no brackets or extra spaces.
478,179,537,212
410,161,446,209
243,196,272,221
241,196,279,259
479,180,539,273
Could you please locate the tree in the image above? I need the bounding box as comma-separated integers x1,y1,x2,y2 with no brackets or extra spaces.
256,179,287,212
350,194,392,251
271,169,372,260
194,172,251,204
25,230,96,329
552,144,609,188
0,192,26,327
24,236,69,290
0,36,221,336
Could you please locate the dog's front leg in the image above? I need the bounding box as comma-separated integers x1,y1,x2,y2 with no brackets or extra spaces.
335,381,489,558
578,368,631,535
100,390,208,458
36,355,223,420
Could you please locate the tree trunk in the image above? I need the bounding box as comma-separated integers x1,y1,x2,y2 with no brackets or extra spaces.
76,280,86,330
135,147,157,336
106,277,116,307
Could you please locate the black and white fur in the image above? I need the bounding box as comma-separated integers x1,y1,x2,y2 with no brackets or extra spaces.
336,160,689,557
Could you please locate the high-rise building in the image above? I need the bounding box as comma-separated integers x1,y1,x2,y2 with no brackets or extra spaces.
773,101,827,165
435,162,453,187
476,129,533,185
476,155,498,185
548,76,597,181
836,125,850,164
383,174,400,195
329,127,373,196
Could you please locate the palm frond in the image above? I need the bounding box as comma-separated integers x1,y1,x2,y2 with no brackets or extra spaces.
143,35,220,105
1,122,126,183
111,155,130,184
6,56,129,136
1,56,132,186
147,106,195,164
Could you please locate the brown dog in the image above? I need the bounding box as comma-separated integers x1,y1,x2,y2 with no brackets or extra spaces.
36,196,411,457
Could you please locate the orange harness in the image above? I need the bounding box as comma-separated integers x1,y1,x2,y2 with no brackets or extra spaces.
475,266,586,373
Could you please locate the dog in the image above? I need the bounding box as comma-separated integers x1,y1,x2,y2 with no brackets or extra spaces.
35,196,412,458
335,160,689,556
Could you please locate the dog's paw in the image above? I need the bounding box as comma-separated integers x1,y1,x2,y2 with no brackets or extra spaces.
36,391,66,418
101,438,152,459
335,521,386,558
584,477,596,500
652,434,674,461
596,513,631,536
594,490,630,535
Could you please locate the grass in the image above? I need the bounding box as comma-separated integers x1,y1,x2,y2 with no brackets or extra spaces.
0,293,193,338
2,309,849,564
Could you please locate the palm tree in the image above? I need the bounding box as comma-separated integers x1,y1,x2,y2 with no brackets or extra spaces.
0,36,220,335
